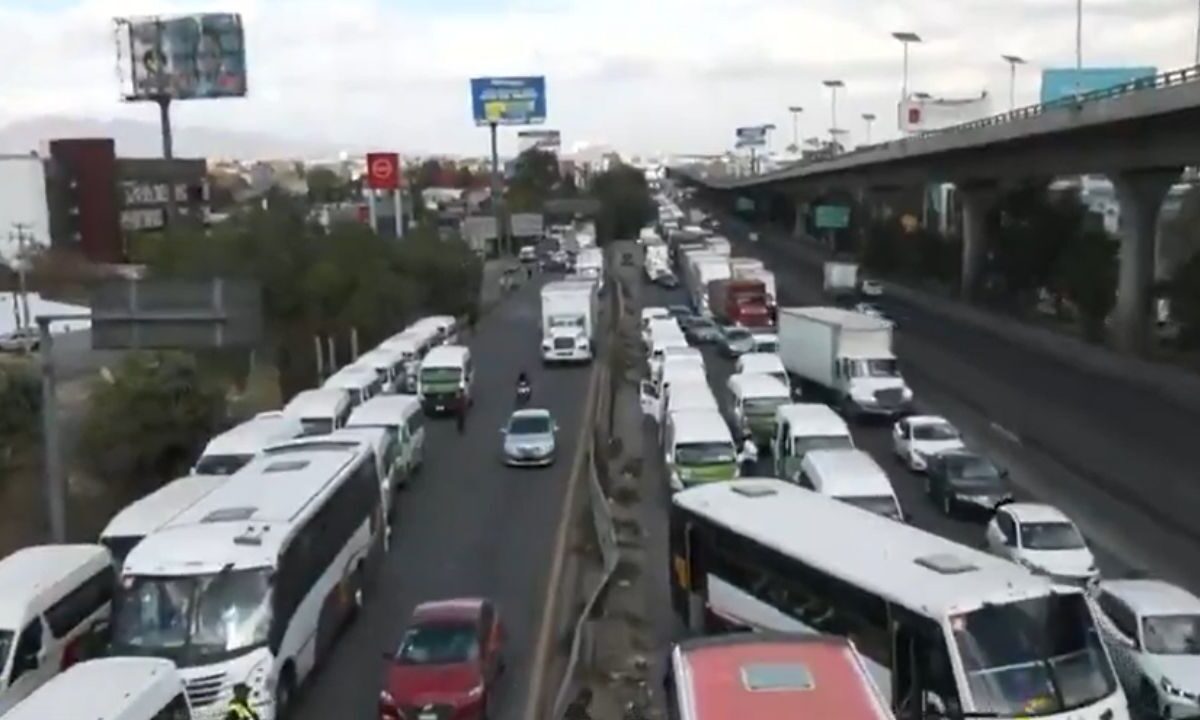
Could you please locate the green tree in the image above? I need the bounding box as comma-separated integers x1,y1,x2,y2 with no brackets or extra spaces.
0,366,40,483
1057,228,1119,341
454,166,477,189
307,167,350,204
987,182,1088,306
1168,251,1200,346
79,352,227,498
508,149,561,211
590,163,655,242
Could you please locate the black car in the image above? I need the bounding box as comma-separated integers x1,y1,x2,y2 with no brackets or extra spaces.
653,271,679,288
924,449,1012,518
681,316,721,344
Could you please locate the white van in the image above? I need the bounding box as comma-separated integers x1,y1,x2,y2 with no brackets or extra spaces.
346,394,425,483
641,362,708,424
354,346,409,394
735,352,792,395
409,315,459,345
799,448,904,521
283,387,353,436
663,409,739,491
771,403,855,484
640,307,671,340
0,545,115,714
1,657,192,720
648,332,689,380
323,364,383,407
100,474,228,563
642,316,679,347
419,345,474,414
192,411,305,476
662,378,720,420
726,373,792,449
379,334,424,392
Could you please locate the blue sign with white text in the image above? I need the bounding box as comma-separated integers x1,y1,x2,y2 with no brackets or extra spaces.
1040,67,1156,104
471,76,547,126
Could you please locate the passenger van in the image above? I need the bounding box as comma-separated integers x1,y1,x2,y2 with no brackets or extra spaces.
353,345,409,394
323,364,383,407
726,373,792,448
283,388,353,436
663,409,739,491
409,315,459,345
799,448,904,521
735,352,792,395
100,474,229,563
772,403,855,484
641,362,709,424
346,394,425,483
0,545,115,714
192,411,305,476
640,307,670,338
642,316,679,347
648,332,689,380
418,345,474,414
1,657,192,720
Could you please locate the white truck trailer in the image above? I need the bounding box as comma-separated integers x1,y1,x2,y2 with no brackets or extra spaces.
540,279,598,363
822,261,860,303
777,306,912,420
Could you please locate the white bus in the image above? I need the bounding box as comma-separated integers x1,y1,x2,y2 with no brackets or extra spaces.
111,441,385,720
669,479,1129,720
101,474,229,563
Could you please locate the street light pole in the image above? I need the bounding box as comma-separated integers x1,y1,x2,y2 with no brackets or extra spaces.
892,31,922,101
787,105,803,150
1075,0,1083,96
823,79,844,151
861,113,876,144
1001,54,1026,111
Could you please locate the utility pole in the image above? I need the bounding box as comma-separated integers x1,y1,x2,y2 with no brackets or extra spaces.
10,222,33,333
1001,55,1027,111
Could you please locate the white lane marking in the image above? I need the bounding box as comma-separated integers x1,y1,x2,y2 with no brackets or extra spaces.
990,421,1021,445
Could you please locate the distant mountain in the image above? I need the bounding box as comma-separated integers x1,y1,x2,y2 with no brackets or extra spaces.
0,115,356,160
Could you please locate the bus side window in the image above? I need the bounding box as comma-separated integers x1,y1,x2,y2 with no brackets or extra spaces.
914,621,961,716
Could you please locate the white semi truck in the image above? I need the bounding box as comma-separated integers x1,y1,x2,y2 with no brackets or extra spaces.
576,246,605,291
540,279,598,363
777,306,912,420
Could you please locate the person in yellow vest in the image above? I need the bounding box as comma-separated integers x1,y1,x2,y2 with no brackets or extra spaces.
225,683,260,720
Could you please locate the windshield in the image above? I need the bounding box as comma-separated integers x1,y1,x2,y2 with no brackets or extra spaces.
300,418,333,437
509,416,552,435
840,495,901,520
193,454,254,476
793,435,853,458
744,397,788,417
421,367,462,384
675,442,736,466
1142,614,1200,655
754,340,778,353
725,328,752,341
112,570,273,666
951,593,1117,716
945,455,1004,486
395,622,479,665
847,358,899,378
913,423,959,441
1020,522,1086,550
549,314,585,329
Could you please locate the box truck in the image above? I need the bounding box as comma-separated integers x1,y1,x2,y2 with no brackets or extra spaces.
778,306,912,420
540,279,598,363
707,278,772,328
823,261,859,304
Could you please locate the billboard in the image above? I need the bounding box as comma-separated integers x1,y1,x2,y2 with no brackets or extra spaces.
518,130,562,154
735,126,769,148
365,153,401,190
471,77,547,126
117,13,247,101
899,92,993,132
1040,67,1157,104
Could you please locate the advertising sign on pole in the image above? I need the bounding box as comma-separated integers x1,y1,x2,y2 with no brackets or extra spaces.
470,77,547,126
735,126,769,148
517,129,562,154
116,13,248,101
1039,67,1156,104
899,92,992,132
366,152,401,190
814,205,851,229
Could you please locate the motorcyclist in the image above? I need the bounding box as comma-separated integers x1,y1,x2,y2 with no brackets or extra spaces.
516,371,532,401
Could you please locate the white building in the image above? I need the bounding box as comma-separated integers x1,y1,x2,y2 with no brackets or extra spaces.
0,154,51,267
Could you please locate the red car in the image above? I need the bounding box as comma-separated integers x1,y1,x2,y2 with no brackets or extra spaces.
379,598,505,720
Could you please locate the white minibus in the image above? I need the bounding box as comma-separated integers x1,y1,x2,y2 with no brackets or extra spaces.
322,364,383,407
192,411,305,476
418,345,474,414
353,346,409,394
799,448,904,521
771,403,854,484
346,394,425,483
1,657,192,720
282,388,353,436
100,474,229,562
663,409,738,491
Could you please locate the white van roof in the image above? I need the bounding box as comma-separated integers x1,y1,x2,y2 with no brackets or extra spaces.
666,380,719,411
776,403,851,438
728,373,789,399
200,412,304,459
323,364,378,389
356,345,407,369
0,545,111,628
737,352,785,374
408,315,456,335
802,449,893,498
380,334,421,354
652,332,689,350
642,307,670,322
102,474,228,541
1,658,186,720
284,388,351,419
669,410,734,444
347,394,421,428
423,345,470,368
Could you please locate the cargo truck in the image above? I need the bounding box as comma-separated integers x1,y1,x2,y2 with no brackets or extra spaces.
540,279,598,363
823,261,859,304
576,246,605,291
683,253,730,316
707,278,772,328
729,258,777,321
778,306,912,420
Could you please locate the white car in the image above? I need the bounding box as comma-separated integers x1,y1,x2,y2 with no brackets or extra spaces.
1092,579,1200,718
984,502,1098,585
891,415,964,472
861,279,884,297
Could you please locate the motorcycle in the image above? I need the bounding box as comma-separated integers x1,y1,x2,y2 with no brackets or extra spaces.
516,382,532,406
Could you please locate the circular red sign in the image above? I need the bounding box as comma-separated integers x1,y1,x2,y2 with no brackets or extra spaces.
371,158,394,179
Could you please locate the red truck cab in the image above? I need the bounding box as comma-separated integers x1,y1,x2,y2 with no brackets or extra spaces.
709,279,771,328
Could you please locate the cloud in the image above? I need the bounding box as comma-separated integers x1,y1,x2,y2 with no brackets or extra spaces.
0,0,1195,157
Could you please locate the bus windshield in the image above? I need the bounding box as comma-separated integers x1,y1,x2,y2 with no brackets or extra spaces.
951,593,1117,717
792,435,853,458
676,442,736,466
113,569,273,667
744,397,788,417
421,367,462,384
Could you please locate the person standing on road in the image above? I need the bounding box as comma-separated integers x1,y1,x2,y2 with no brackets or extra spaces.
738,433,758,476
224,684,260,720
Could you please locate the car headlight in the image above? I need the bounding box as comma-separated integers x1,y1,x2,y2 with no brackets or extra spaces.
901,387,914,400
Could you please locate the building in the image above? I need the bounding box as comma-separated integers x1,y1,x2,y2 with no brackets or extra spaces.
0,154,52,266
44,138,209,264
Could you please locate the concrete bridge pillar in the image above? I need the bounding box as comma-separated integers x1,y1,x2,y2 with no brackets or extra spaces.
958,183,1000,300
1109,168,1179,354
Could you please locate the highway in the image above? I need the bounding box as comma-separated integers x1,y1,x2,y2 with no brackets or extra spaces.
293,276,594,720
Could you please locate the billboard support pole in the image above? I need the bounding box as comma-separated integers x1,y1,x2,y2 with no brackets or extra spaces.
37,317,66,542
157,96,179,231
489,121,505,255
394,189,405,239
368,189,378,233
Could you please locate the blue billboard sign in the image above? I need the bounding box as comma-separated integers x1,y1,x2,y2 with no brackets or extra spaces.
1040,67,1156,104
470,76,547,126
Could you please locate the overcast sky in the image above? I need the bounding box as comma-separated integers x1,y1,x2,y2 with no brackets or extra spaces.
0,0,1195,157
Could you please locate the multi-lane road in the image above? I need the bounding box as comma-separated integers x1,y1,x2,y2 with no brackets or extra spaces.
294,278,594,720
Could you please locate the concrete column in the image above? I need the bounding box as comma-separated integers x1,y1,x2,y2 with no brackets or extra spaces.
1109,168,1179,354
793,198,807,237
957,183,999,300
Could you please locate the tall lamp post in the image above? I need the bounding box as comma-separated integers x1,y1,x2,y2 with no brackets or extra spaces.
1075,0,1083,96
861,113,876,144
1001,54,1026,111
787,106,804,152
823,79,844,151
892,31,922,101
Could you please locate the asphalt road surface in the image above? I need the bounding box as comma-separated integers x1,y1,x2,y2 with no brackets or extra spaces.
669,206,1200,595
293,276,594,720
